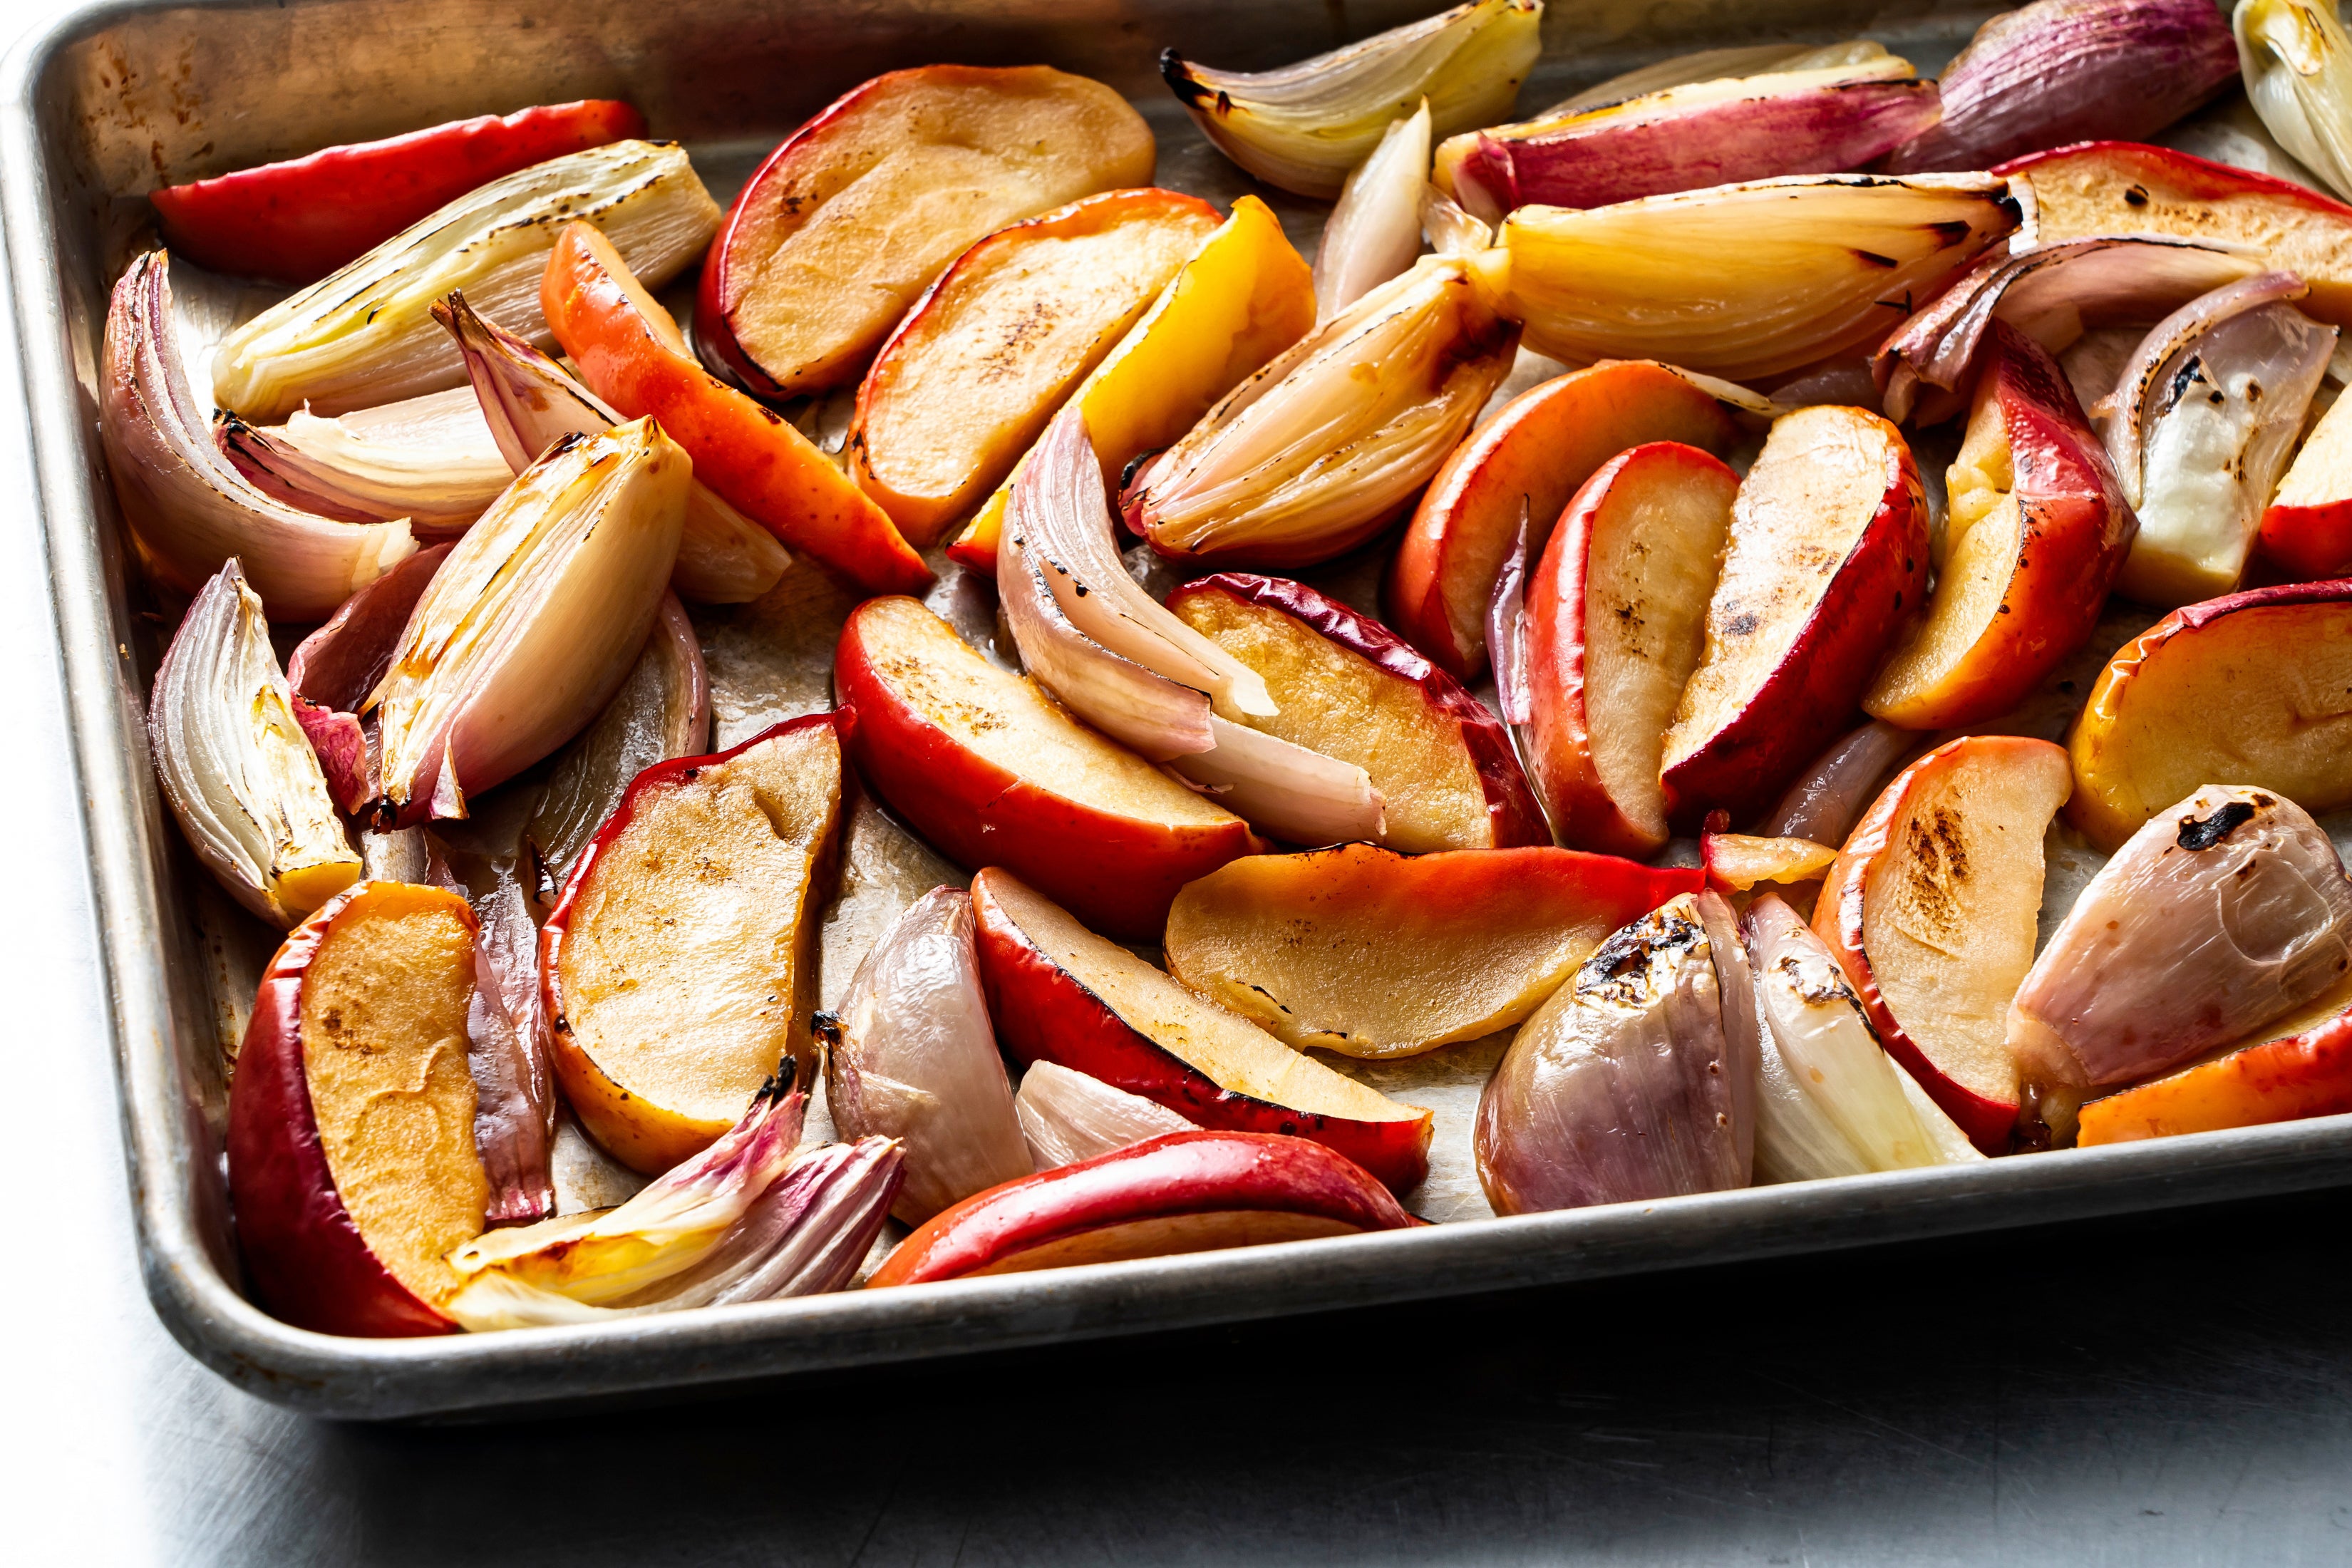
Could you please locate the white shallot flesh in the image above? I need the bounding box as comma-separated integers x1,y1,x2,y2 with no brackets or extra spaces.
1314,100,1433,322
215,385,512,535
285,542,450,813
1015,1061,1195,1170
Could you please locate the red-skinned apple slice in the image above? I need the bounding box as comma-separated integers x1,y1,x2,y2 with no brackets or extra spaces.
1162,574,1544,852
2065,581,2352,850
1385,359,1745,679
540,715,843,1174
868,1130,1416,1286
227,882,490,1337
540,221,931,595
1162,842,1703,1060
1525,440,1739,856
1701,811,1835,899
832,596,1259,938
697,65,1155,398
971,868,1433,1192
1812,735,2073,1152
1998,140,2352,327
848,187,1220,542
2259,386,2352,582
2076,970,2352,1146
1661,403,1931,827
1864,321,2136,728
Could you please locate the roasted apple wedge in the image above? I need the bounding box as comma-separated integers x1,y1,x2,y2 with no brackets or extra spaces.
1526,440,1739,856
698,65,1156,398
2077,971,2352,1147
1388,361,1745,680
870,1130,1416,1286
227,882,490,1337
2000,140,2352,326
541,716,844,1174
2259,386,2352,581
1813,736,2073,1152
848,188,1221,542
1162,843,1703,1060
2010,785,2352,1143
833,596,1259,938
2065,582,2352,850
1163,574,1544,852
945,195,1315,573
971,868,1433,1192
1661,403,1930,825
1864,323,2136,729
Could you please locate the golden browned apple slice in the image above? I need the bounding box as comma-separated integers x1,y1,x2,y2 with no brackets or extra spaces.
542,715,844,1173
1812,736,2073,1152
1162,843,1703,1060
1162,573,1545,852
849,188,1221,542
227,882,490,1336
697,66,1156,398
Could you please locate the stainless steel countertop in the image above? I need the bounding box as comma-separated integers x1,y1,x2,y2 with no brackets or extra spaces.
6,3,2352,1560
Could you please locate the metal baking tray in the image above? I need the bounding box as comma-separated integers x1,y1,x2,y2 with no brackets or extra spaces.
12,0,2352,1423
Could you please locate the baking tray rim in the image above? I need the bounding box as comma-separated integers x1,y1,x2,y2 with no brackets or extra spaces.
7,0,2351,1423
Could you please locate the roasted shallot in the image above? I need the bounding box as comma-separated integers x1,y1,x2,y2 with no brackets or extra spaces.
216,386,512,534
1015,1061,1195,1170
285,543,451,813
2237,0,2352,203
1314,100,1433,322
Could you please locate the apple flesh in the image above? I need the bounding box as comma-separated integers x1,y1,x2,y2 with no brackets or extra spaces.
1864,321,2136,729
541,715,843,1174
1998,140,2352,328
1661,403,1931,827
1385,359,1743,680
1163,574,1544,852
697,65,1156,398
849,188,1219,544
1812,735,2073,1152
1525,440,1739,856
227,882,490,1336
2065,582,2352,851
867,1130,1415,1286
971,867,1433,1192
832,596,1259,938
2259,383,2352,582
2076,971,2352,1146
1162,842,1703,1061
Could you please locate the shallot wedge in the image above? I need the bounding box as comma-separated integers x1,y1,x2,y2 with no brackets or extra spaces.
100,252,416,621
2096,274,2336,604
1874,237,2263,424
1440,51,1939,220
148,559,360,928
2009,785,2352,1143
2238,0,2352,203
368,419,687,825
820,887,1032,1225
1160,0,1542,198
1758,720,1919,845
1015,1061,1193,1170
520,592,709,895
1886,0,2240,173
216,385,512,533
1124,257,1517,570
1474,892,1756,1215
426,840,555,1227
285,543,451,813
1744,894,1981,1180
437,291,788,603
1314,101,1433,322
443,1078,906,1329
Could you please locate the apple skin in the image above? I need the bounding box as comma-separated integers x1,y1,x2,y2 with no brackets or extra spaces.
540,222,932,597
226,884,468,1339
868,1130,1417,1286
1526,440,1740,857
1385,359,1741,680
970,869,1433,1192
2077,990,2352,1146
1863,321,2137,729
1996,140,2352,327
832,597,1261,938
539,712,841,1173
1812,736,2070,1153
2065,579,2352,850
1660,406,1931,829
1165,572,1547,850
